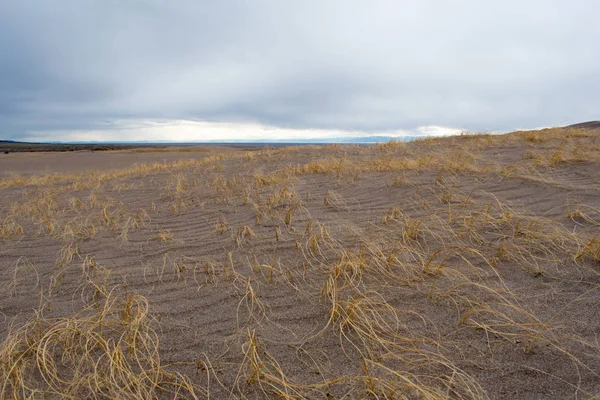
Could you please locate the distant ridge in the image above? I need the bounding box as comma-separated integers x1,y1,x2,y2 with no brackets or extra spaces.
0,141,137,153
565,121,600,130
1,136,419,148
0,140,41,144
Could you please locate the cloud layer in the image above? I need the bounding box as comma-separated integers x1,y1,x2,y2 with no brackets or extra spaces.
1,1,598,141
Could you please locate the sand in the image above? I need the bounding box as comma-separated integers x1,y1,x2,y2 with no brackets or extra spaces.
1,128,600,399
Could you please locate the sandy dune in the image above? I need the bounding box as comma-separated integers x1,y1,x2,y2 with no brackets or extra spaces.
1,128,600,399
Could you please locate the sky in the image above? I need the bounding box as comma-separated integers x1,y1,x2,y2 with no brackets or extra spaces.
1,1,598,142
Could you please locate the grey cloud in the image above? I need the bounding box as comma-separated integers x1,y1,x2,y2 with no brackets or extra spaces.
1,0,599,140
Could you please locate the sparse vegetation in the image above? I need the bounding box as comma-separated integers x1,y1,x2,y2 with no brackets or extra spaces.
1,127,600,398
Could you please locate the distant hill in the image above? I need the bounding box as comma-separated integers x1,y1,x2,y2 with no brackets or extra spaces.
0,139,40,144
0,140,138,153
565,121,600,130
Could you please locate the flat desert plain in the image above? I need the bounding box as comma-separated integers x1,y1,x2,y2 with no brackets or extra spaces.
1,129,600,399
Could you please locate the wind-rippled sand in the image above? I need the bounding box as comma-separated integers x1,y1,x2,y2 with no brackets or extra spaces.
1,128,600,399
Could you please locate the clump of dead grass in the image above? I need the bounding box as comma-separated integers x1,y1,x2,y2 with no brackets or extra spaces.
0,290,200,399
0,216,24,240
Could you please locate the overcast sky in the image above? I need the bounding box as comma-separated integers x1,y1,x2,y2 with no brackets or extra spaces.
1,1,598,142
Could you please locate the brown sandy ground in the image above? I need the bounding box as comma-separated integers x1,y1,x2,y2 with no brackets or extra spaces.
0,145,252,177
1,128,600,399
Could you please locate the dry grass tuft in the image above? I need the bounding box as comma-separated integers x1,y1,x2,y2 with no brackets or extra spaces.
0,216,24,240
0,290,200,399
